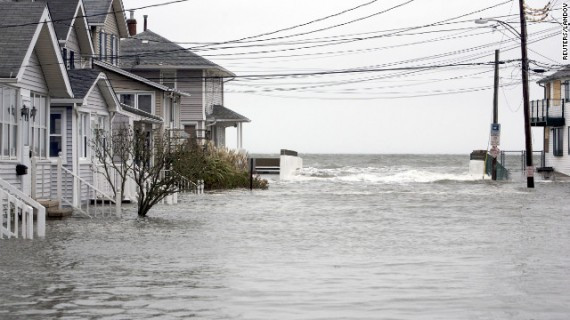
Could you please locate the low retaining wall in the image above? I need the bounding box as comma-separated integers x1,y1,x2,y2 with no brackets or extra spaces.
280,149,303,180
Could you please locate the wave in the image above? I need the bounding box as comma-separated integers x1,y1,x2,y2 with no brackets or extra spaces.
285,166,480,184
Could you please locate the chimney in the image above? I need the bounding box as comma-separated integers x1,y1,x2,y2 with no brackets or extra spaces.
143,15,148,31
127,10,137,36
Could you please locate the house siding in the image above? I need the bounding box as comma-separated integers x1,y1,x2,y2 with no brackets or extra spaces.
0,163,20,189
21,51,49,94
85,85,109,115
178,70,203,122
67,26,81,55
98,68,164,119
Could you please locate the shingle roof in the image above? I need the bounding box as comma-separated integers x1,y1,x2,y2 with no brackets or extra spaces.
538,65,570,83
82,0,112,24
207,105,250,123
43,0,80,40
93,60,191,97
121,103,163,123
120,30,235,77
0,2,47,78
67,69,104,99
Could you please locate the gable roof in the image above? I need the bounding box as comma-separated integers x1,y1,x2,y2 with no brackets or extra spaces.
67,69,105,99
207,105,250,123
120,29,235,77
0,2,73,97
43,0,95,55
93,60,190,97
83,0,128,37
41,0,79,40
538,65,570,84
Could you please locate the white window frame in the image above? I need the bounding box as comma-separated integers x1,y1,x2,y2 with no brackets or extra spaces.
0,86,18,160
30,93,48,159
78,112,90,160
117,92,155,115
49,108,66,159
553,127,564,157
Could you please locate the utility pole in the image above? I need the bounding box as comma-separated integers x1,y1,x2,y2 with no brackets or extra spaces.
492,49,500,181
519,0,535,188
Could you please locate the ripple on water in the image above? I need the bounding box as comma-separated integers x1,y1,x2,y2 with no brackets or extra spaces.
1,155,570,319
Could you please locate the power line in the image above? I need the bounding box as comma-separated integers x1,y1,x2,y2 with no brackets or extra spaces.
189,0,382,49
0,0,194,29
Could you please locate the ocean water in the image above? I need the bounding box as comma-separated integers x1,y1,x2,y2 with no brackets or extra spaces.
1,154,570,320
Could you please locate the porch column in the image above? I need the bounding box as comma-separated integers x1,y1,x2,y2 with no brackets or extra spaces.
237,123,243,150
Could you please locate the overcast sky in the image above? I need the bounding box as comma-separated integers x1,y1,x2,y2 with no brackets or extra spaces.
123,0,561,154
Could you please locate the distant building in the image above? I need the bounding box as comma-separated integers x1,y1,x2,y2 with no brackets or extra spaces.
120,17,250,149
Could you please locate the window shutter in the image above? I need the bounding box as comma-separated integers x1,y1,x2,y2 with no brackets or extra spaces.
110,35,115,64
99,31,103,60
554,80,562,101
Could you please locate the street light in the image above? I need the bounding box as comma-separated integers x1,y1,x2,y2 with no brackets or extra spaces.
475,18,522,38
475,3,535,188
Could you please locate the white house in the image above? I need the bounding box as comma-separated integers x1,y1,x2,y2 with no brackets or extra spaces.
0,2,74,236
531,66,570,176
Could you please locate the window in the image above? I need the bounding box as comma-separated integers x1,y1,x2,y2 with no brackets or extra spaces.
49,110,65,158
62,48,67,69
0,86,17,159
69,51,75,70
553,127,564,157
565,81,570,102
165,97,174,124
119,93,134,107
118,93,154,114
78,112,90,159
161,70,176,89
99,31,108,61
568,127,570,155
109,35,119,65
30,93,48,159
138,94,152,113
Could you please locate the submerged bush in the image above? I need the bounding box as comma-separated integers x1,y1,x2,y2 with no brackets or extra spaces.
174,141,268,190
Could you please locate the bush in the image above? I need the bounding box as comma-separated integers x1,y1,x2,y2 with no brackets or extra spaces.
174,141,268,190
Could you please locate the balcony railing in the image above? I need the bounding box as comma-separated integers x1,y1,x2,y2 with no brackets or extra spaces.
531,99,565,126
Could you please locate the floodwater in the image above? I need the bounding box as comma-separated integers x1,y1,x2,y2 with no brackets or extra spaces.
1,154,570,319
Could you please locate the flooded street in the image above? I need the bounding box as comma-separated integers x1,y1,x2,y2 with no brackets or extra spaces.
1,155,570,319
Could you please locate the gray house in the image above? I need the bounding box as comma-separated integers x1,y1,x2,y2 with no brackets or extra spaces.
120,16,250,149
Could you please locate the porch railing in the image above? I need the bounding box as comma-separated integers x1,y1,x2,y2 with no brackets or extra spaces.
162,170,203,194
0,178,45,239
57,157,121,217
531,99,565,124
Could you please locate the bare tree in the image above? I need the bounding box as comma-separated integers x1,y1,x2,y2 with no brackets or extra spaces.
92,125,134,201
92,125,186,217
131,128,184,217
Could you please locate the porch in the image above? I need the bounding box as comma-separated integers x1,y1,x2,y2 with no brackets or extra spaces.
530,99,565,127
